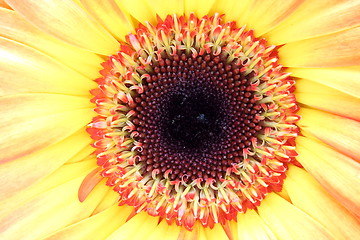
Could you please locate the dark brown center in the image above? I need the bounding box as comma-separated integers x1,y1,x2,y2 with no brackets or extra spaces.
131,52,264,182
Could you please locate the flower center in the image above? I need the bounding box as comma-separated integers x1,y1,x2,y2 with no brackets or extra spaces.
87,13,299,230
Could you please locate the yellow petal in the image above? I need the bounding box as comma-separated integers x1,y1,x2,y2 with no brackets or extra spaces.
290,66,360,99
0,158,96,217
80,0,134,41
0,100,95,163
184,0,216,17
145,0,184,19
237,209,277,240
258,193,335,240
267,0,360,44
237,0,305,37
115,0,156,24
0,7,103,79
44,205,133,240
204,223,228,240
6,0,119,55
284,165,360,239
92,188,120,215
0,37,96,96
298,108,360,162
0,129,92,201
295,79,360,121
146,220,179,240
210,0,251,24
0,175,108,239
279,27,360,67
296,136,360,217
106,212,159,240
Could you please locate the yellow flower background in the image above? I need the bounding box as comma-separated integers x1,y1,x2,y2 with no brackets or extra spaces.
0,0,359,239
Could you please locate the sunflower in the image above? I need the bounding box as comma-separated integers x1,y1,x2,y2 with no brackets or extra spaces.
0,0,359,239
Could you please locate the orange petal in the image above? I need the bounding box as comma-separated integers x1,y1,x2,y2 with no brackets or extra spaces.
295,79,360,121
0,129,92,201
78,167,104,202
44,205,134,240
258,193,335,239
284,165,360,239
298,108,360,162
0,0,11,9
279,27,360,68
296,136,360,217
0,7,103,79
0,37,96,96
6,0,118,55
0,94,95,163
289,66,360,98
267,0,360,44
0,175,109,239
80,0,134,41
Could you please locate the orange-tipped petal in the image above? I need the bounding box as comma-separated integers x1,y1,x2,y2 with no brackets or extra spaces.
258,193,335,239
279,27,360,67
295,79,360,121
0,94,95,163
0,7,103,79
284,165,360,239
5,0,119,55
298,108,360,162
267,0,360,44
0,129,92,201
0,37,96,96
0,175,109,239
289,66,360,98
296,136,360,217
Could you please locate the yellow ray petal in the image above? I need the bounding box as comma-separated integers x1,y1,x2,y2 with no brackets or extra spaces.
298,108,360,162
184,0,216,17
80,0,134,41
5,0,118,55
210,0,251,24
258,193,335,240
237,0,305,37
115,0,156,24
295,79,360,121
296,136,360,217
0,129,92,201
237,209,277,240
66,144,95,163
279,27,360,68
0,158,96,217
0,37,96,96
145,0,184,19
106,212,159,240
285,165,360,239
289,66,360,99
0,106,95,163
203,223,229,240
91,187,119,215
146,220,170,240
0,7,103,79
0,175,108,239
267,0,360,44
44,205,133,240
